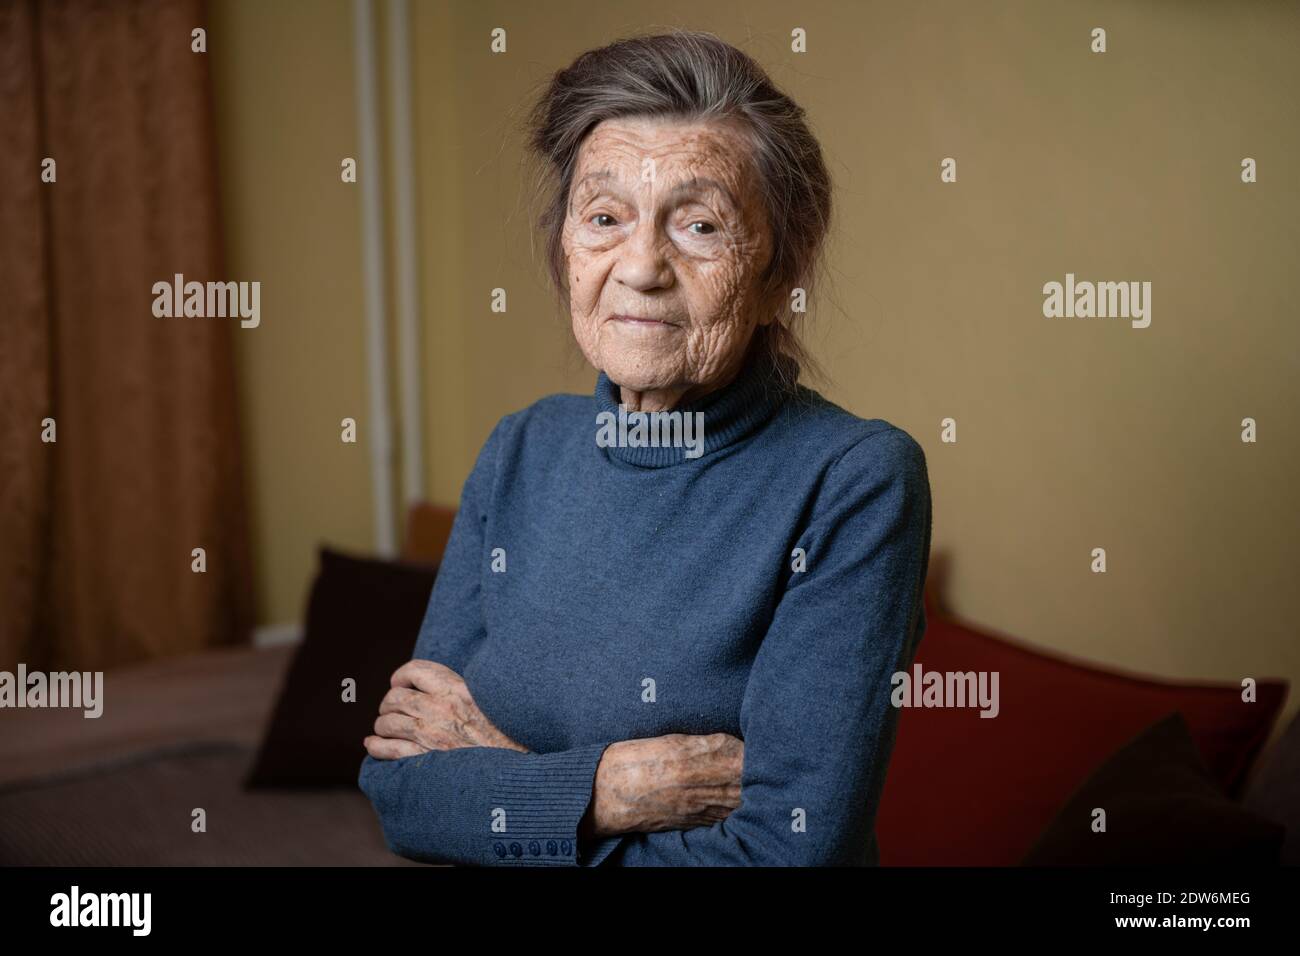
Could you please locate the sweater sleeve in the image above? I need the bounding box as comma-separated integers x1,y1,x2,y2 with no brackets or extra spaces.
357,415,614,867
583,426,933,866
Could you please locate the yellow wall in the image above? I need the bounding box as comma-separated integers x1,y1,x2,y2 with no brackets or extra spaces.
212,1,1300,736
210,0,375,626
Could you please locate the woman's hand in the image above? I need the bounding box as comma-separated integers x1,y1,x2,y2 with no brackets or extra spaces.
580,733,745,838
362,659,529,759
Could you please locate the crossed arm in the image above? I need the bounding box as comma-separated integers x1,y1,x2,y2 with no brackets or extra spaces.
363,659,745,842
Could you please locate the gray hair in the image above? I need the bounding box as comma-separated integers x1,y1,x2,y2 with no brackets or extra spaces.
525,30,832,383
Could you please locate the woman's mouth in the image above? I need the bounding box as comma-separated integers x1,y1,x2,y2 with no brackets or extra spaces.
607,314,680,328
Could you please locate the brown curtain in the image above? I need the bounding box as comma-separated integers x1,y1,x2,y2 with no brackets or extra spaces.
0,0,253,672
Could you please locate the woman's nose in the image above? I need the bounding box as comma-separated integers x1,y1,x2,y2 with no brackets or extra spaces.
611,221,673,292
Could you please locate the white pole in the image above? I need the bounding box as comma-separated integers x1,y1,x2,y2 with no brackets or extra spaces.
388,0,425,509
353,0,397,556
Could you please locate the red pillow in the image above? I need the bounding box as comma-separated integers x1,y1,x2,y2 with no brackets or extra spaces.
876,589,1288,866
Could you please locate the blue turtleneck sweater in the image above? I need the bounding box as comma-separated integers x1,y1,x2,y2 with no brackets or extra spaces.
358,352,932,866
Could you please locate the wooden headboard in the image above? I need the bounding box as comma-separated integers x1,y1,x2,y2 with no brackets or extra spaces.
402,502,457,565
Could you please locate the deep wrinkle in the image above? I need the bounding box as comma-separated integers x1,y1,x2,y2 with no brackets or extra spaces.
561,115,777,413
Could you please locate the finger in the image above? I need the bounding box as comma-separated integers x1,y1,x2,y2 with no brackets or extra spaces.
378,686,429,717
406,665,465,697
389,659,427,688
364,735,424,760
374,712,422,742
390,658,456,690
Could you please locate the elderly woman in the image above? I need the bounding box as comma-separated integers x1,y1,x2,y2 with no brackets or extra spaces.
358,30,932,866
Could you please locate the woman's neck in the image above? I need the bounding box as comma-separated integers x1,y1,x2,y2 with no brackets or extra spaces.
616,341,757,412
618,371,738,413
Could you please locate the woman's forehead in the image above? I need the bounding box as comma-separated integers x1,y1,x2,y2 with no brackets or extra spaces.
575,115,754,178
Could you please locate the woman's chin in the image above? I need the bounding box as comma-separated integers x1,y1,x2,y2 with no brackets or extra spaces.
598,354,683,394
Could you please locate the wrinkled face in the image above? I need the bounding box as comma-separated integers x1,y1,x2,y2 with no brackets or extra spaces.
561,115,775,400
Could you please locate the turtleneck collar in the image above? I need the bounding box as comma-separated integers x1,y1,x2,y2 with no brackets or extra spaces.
593,348,799,468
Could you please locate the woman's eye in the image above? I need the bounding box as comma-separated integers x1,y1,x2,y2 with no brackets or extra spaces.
591,213,617,227
688,221,716,236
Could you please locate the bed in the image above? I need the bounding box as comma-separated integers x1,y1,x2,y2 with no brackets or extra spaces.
0,505,458,867
0,638,423,866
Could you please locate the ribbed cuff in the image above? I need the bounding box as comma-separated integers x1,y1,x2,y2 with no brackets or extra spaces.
485,741,611,866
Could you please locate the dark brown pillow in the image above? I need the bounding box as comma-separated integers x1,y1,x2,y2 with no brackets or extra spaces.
1022,712,1285,865
243,547,438,788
